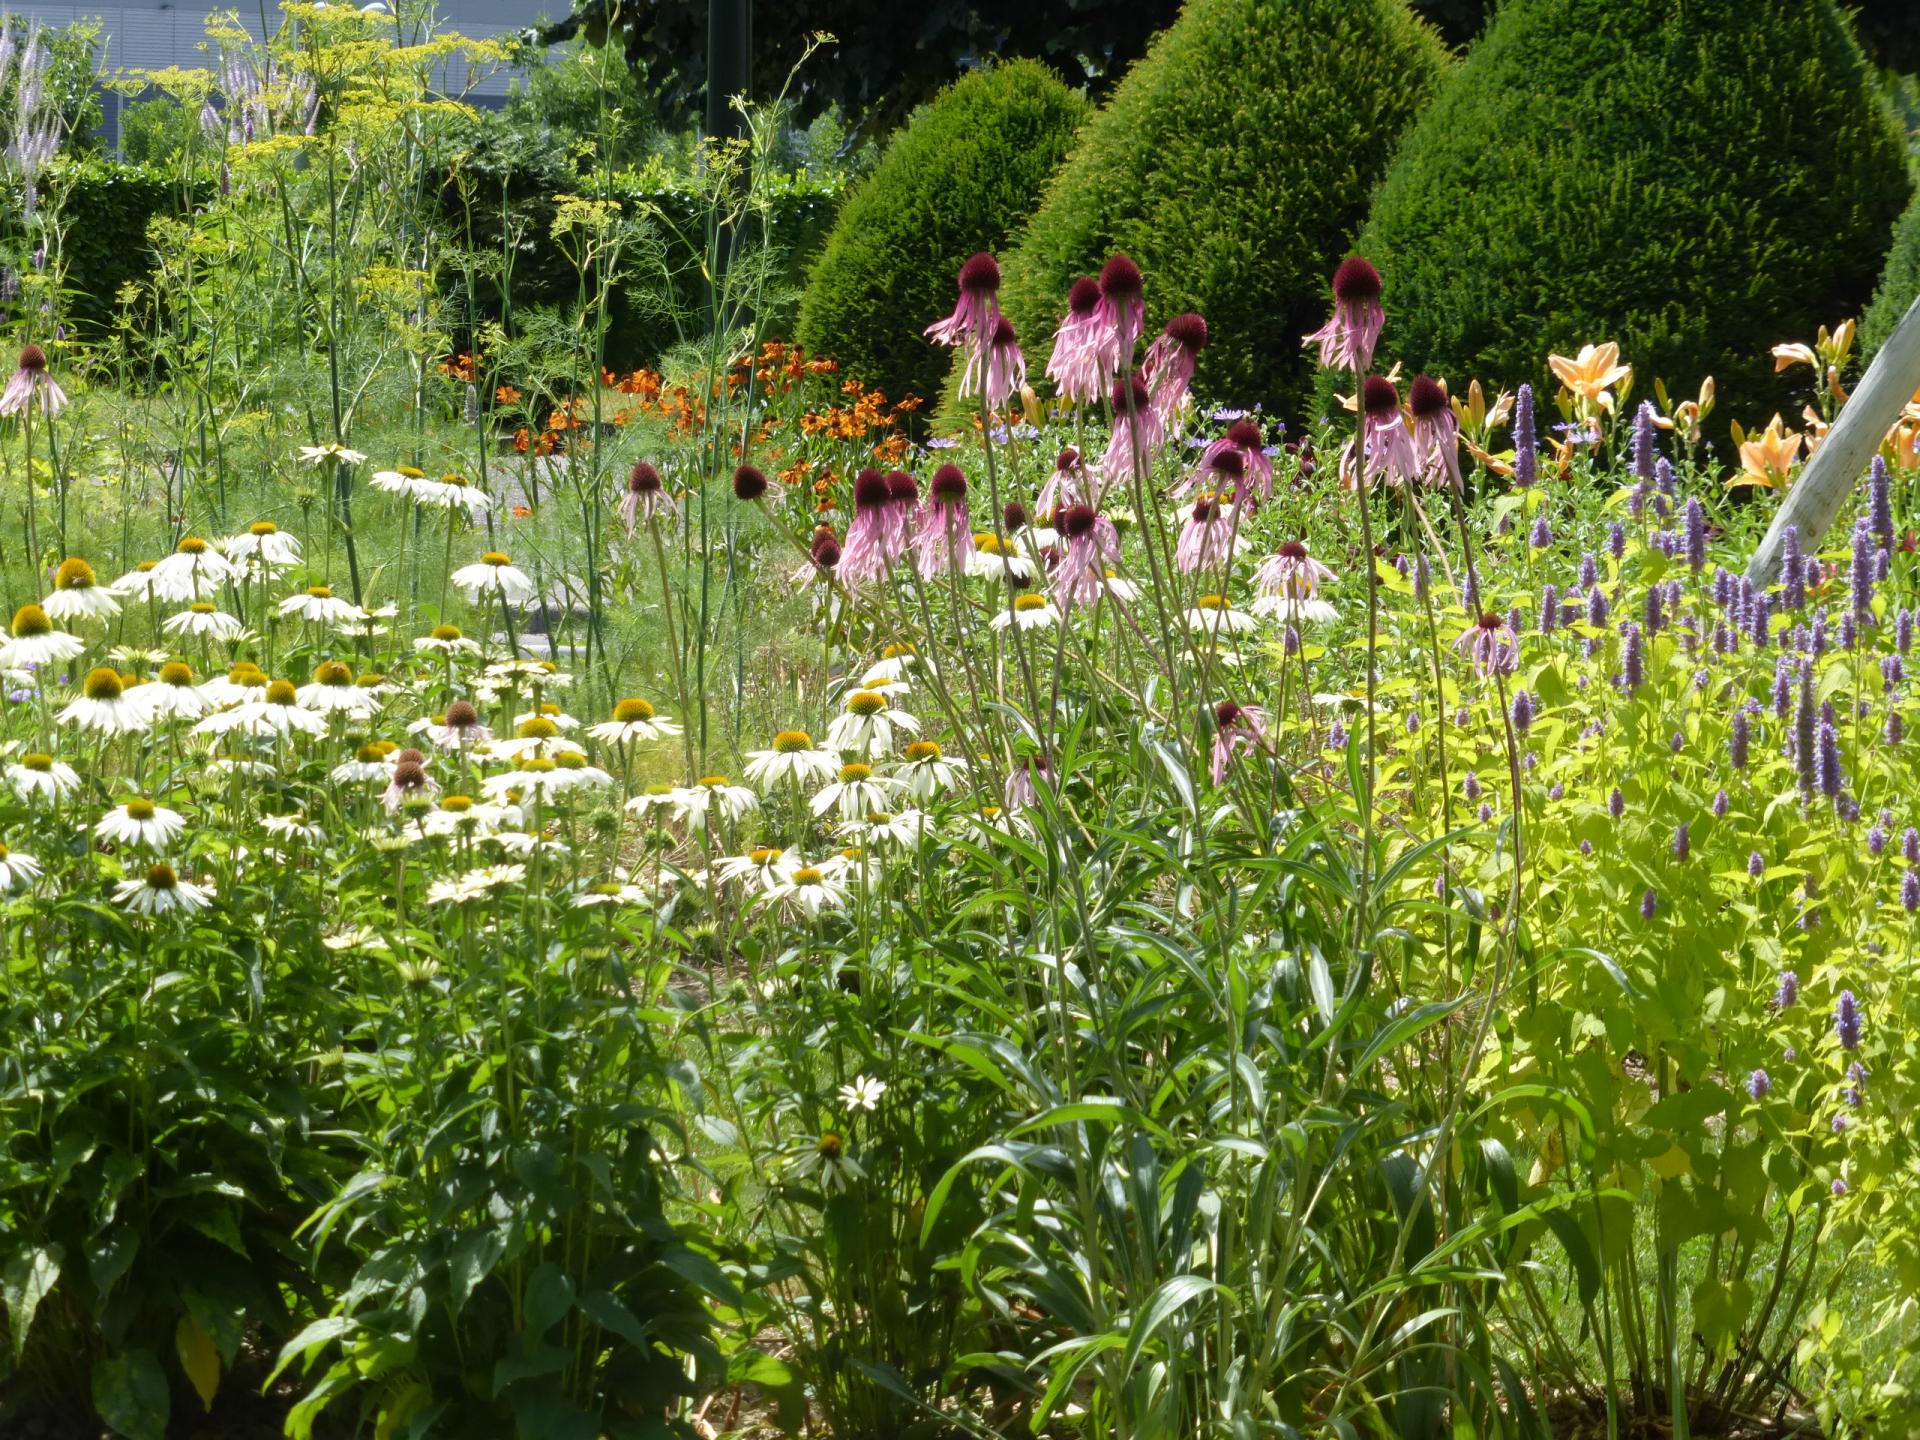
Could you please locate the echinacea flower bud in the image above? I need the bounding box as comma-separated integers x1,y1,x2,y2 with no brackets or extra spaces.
930,464,967,502
1065,276,1099,315
1098,253,1143,302
732,465,768,501
958,252,1001,297
1003,501,1028,531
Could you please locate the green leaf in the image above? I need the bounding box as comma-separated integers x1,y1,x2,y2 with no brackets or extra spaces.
522,1263,575,1338
3,1244,63,1363
448,1229,506,1317
1122,1274,1224,1373
176,1313,222,1413
93,1348,169,1440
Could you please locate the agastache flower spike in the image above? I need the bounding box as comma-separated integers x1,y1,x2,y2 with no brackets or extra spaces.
1782,525,1805,609
1834,990,1862,1051
1871,455,1894,553
1512,382,1538,488
1685,498,1706,571
1632,402,1657,482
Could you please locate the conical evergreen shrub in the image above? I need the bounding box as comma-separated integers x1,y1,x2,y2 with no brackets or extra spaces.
1863,187,1920,359
795,60,1088,403
1354,0,1910,425
973,0,1450,419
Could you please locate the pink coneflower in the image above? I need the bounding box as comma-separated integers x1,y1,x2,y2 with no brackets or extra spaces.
1052,503,1120,609
1175,492,1240,573
1303,256,1384,373
1179,418,1273,504
1456,612,1519,676
911,464,972,579
924,252,1002,352
1045,277,1108,404
381,754,439,814
810,526,841,571
1408,375,1461,489
1037,446,1095,514
619,461,675,533
1103,374,1164,483
1142,312,1207,424
964,316,1027,408
839,469,900,587
1357,376,1418,488
1210,700,1268,785
1252,540,1338,622
0,345,67,419
1003,757,1050,811
1094,255,1146,367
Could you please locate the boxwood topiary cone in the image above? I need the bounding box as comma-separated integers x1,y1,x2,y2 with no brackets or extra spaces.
1354,0,1910,430
794,59,1088,406
956,0,1450,424
1863,188,1920,364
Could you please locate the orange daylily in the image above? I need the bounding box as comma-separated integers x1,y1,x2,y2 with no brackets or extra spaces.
1548,342,1631,413
1730,414,1802,490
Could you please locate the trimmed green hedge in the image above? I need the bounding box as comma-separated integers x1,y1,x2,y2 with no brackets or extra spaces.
1354,0,1910,426
980,0,1450,417
796,59,1088,403
50,157,186,338
1864,181,1920,360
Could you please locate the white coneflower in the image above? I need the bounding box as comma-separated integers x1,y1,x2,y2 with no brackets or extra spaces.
261,812,324,845
714,846,801,893
278,585,361,625
0,842,42,892
483,829,567,859
42,558,120,624
425,861,525,906
586,697,681,745
450,552,536,604
825,690,919,759
0,604,85,669
895,740,967,801
838,1075,887,1113
115,861,213,917
108,561,165,600
332,740,397,784
59,668,151,735
789,1130,864,1193
864,645,925,683
418,795,515,840
480,756,573,804
297,442,368,466
371,464,432,499
414,472,493,519
107,645,170,670
764,863,849,919
625,783,682,818
223,520,302,569
671,775,759,827
149,538,239,602
296,660,378,716
332,603,397,638
573,879,651,909
195,679,326,738
510,703,580,733
413,623,481,658
550,751,616,793
7,751,81,802
135,661,210,721
197,664,267,709
322,926,386,953
851,667,912,699
210,751,278,781
482,658,572,688
743,730,841,790
990,593,1060,632
1102,567,1141,603
810,762,898,821
162,603,247,642
968,532,1037,581
1183,594,1259,635
848,809,931,848
823,844,884,889
484,715,585,762
95,796,187,850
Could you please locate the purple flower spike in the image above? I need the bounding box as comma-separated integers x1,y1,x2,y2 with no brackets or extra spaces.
1747,1069,1770,1100
1835,990,1862,1051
